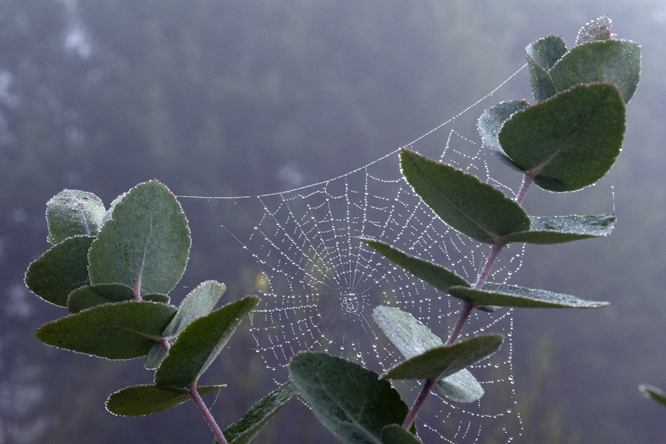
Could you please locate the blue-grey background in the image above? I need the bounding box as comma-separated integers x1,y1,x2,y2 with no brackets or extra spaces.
1,1,664,442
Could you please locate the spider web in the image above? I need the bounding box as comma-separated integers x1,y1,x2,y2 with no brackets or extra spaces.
179,68,529,443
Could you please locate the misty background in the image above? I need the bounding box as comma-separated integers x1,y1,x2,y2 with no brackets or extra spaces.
1,0,665,443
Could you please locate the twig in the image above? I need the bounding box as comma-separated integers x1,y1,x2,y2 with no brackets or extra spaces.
189,382,228,444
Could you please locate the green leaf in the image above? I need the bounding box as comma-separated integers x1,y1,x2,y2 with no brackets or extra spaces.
46,190,106,245
575,16,612,46
501,215,616,244
381,334,503,381
499,83,626,192
88,180,191,296
142,293,171,304
155,296,259,388
36,301,177,359
289,352,408,444
220,381,299,444
361,238,470,292
435,369,484,403
639,384,666,408
400,149,529,243
477,100,530,170
449,283,609,308
549,40,641,103
106,384,224,416
67,283,169,313
381,425,423,444
373,306,444,358
526,36,567,102
25,236,94,307
145,280,226,369
373,306,484,403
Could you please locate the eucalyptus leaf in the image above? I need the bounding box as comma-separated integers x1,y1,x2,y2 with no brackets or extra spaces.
526,36,567,102
400,149,529,243
220,381,299,444
289,352,408,444
106,384,224,416
361,238,470,293
435,369,484,404
527,35,568,70
67,283,169,313
36,301,177,359
381,334,503,381
499,83,625,192
25,236,94,307
639,384,666,408
477,100,529,169
373,306,444,358
143,293,171,304
373,306,484,403
46,190,106,245
449,283,609,309
88,180,191,296
501,215,616,244
575,16,612,46
549,40,641,103
145,280,226,369
155,296,259,388
381,425,423,444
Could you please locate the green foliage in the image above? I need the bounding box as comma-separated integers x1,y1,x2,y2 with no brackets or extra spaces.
288,352,410,444
67,283,171,314
107,384,225,416
381,334,503,381
145,280,227,369
358,15,639,444
380,425,424,444
25,180,270,444
499,84,625,192
449,284,609,309
88,180,191,295
36,301,177,359
25,235,94,307
220,382,299,444
400,149,530,244
23,15,642,444
46,190,106,245
639,384,666,409
373,306,484,403
154,296,259,388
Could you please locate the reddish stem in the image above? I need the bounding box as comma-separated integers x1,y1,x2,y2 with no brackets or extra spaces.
403,378,435,429
405,171,534,431
189,382,228,444
474,239,505,290
515,172,534,206
445,300,474,346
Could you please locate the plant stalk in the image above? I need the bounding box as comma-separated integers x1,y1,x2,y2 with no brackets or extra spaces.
445,300,474,346
402,378,435,429
474,239,505,290
406,171,534,431
189,382,228,444
515,172,534,206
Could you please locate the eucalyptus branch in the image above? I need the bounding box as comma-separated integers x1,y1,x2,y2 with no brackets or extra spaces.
515,172,535,206
402,378,435,429
189,382,228,444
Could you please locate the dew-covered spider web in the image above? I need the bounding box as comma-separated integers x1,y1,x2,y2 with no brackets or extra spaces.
178,68,533,443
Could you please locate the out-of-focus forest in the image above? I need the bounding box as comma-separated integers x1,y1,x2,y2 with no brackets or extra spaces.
1,0,664,443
